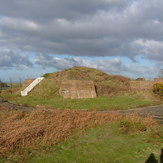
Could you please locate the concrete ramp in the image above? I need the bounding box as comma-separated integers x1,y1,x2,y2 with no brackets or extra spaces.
59,80,97,99
21,77,44,96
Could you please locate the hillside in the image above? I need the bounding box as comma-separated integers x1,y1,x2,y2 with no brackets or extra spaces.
1,66,160,110
30,66,131,97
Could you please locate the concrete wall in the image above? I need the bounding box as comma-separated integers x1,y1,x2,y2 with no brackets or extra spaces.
59,80,97,99
129,81,154,91
129,80,163,91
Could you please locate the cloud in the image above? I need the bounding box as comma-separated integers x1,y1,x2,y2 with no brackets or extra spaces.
132,39,163,60
0,0,129,21
0,0,163,75
0,49,32,69
34,54,157,78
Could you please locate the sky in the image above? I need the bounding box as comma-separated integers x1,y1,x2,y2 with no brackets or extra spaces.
0,0,163,82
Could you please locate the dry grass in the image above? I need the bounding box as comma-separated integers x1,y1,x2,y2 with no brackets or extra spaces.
0,105,157,157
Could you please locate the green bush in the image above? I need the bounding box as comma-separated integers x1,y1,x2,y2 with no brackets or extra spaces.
42,73,52,79
153,83,163,97
118,119,147,134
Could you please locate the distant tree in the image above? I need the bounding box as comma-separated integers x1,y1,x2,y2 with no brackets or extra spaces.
0,79,9,90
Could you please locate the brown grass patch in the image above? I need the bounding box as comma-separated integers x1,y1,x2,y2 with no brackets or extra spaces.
0,106,156,156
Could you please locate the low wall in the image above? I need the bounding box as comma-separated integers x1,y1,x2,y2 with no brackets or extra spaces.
59,80,97,99
129,81,154,91
130,80,163,91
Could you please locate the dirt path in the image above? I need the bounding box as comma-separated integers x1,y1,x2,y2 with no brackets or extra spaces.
0,97,34,111
114,105,163,123
0,97,163,123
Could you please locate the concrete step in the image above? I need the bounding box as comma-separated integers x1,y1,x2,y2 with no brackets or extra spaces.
21,77,44,96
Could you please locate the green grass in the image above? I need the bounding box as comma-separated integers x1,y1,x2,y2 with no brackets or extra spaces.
1,92,160,110
29,123,162,163
0,116,162,163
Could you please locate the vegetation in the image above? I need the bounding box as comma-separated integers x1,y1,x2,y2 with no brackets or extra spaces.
42,73,52,79
0,106,162,163
153,83,163,98
1,92,160,110
30,123,162,163
0,81,9,89
135,77,145,81
0,67,162,162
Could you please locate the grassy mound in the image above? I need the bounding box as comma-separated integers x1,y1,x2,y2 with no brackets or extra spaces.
1,67,161,110
30,66,131,97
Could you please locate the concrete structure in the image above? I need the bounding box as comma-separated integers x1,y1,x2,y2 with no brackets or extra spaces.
129,81,154,91
59,80,97,99
21,77,44,96
129,79,163,91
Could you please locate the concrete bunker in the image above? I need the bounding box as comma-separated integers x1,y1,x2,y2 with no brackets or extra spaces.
59,80,97,99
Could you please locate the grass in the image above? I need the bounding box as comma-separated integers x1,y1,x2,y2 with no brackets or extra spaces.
6,122,163,163
0,106,162,163
1,92,160,110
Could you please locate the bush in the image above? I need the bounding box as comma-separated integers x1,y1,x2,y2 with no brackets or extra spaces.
118,119,147,134
135,77,145,81
153,83,163,97
42,73,52,79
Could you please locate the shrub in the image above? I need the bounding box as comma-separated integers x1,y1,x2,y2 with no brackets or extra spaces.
42,73,52,79
135,77,145,81
153,83,163,97
118,119,147,134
